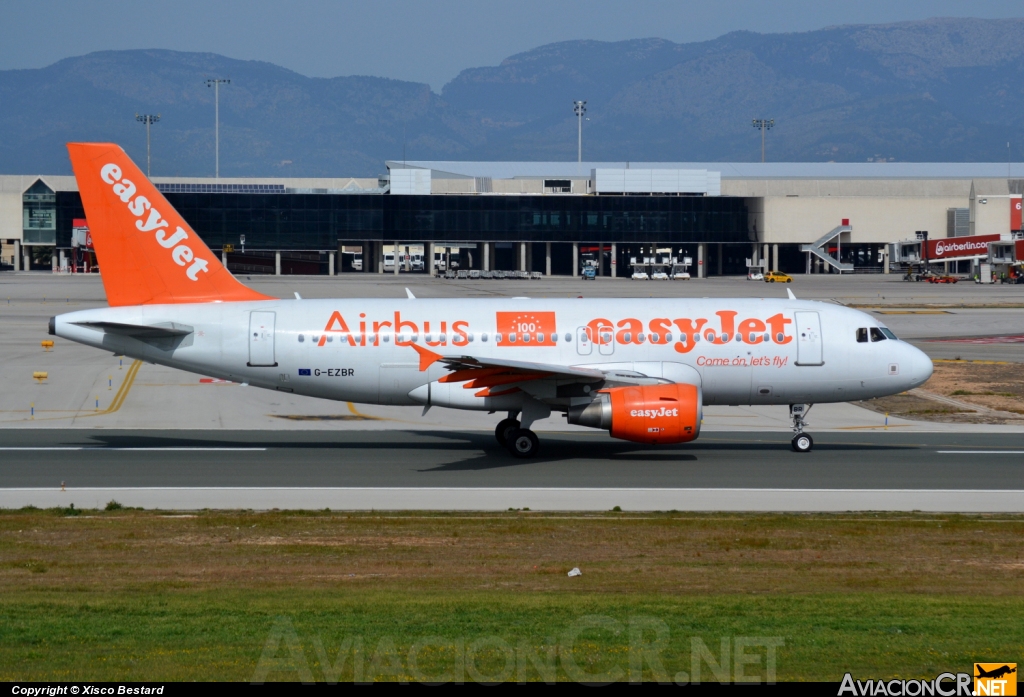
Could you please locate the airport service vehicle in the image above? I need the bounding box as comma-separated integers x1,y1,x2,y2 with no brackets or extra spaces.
764,271,793,283
747,271,764,281
925,274,958,284
50,144,934,456
582,264,597,280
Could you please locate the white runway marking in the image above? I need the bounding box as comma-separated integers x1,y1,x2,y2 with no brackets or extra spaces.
0,447,267,451
936,451,1024,454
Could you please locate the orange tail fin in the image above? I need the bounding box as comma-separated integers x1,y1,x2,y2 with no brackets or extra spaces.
67,142,273,306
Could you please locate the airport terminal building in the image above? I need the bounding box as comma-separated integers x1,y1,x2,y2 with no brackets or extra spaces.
1,160,1021,276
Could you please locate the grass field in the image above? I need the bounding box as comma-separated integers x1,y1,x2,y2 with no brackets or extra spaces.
2,509,1022,682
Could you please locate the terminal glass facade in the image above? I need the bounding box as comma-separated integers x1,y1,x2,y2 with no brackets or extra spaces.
55,192,750,251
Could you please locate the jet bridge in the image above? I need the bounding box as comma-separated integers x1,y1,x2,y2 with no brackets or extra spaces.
801,223,853,273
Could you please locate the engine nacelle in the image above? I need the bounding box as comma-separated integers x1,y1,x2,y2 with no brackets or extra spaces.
567,383,702,444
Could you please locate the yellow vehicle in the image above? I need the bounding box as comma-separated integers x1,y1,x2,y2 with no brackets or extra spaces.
764,271,793,283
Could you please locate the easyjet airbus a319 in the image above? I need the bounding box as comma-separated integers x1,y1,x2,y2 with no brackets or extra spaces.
50,143,933,456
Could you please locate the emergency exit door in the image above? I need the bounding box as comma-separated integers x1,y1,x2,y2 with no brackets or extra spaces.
794,311,823,366
248,311,277,367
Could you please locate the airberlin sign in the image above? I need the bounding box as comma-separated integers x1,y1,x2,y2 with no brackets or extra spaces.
317,309,793,354
926,234,1002,260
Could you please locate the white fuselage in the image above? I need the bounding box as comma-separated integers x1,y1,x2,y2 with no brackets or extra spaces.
52,297,933,411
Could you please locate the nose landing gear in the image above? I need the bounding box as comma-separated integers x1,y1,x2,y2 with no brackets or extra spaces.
790,404,814,452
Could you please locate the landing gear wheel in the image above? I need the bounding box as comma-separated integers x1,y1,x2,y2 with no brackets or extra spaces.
506,428,539,458
791,433,813,452
495,418,520,446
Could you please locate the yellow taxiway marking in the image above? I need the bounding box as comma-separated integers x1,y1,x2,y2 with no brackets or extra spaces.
346,402,381,419
75,359,142,418
2,360,143,423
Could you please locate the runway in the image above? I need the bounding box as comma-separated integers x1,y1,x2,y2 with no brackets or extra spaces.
1,430,1022,511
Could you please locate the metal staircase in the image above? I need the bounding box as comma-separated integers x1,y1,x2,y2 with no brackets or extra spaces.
801,224,853,272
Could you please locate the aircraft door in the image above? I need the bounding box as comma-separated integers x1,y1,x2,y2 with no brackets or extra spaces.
248,311,277,367
576,327,593,355
794,311,823,366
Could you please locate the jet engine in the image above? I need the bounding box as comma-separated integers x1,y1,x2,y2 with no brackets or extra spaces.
567,383,702,444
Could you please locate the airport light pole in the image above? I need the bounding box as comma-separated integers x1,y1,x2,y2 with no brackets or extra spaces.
752,119,774,163
205,78,231,178
135,114,161,177
574,100,587,163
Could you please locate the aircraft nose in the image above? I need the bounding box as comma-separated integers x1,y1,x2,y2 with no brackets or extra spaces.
908,344,933,388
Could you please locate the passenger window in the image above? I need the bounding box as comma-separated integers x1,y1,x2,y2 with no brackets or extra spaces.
551,333,557,342
565,333,572,342
870,328,886,342
298,334,305,343
637,333,645,344
856,328,868,343
623,332,632,343
481,333,488,342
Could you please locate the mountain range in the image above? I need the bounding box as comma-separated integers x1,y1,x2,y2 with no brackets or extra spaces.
1,17,1023,177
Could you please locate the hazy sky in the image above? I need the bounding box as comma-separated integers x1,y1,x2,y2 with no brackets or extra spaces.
3,0,1024,90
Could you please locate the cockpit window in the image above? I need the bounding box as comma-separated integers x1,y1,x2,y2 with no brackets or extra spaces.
879,327,898,340
869,327,887,342
856,328,868,343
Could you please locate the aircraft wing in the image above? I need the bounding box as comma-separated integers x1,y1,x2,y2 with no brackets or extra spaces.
410,344,663,398
411,344,600,378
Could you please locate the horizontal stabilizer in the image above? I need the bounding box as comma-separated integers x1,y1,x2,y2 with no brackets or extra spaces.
73,321,194,338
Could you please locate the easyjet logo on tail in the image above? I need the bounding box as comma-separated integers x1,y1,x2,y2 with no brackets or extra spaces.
99,163,209,282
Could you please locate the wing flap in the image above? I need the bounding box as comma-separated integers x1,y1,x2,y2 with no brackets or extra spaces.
411,344,605,381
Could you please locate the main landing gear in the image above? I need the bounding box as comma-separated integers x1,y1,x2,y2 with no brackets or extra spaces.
495,417,520,446
495,411,541,458
790,403,814,453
